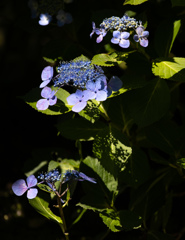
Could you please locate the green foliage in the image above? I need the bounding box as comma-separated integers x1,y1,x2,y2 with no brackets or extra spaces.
123,0,148,5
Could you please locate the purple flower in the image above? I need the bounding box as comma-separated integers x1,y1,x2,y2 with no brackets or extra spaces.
36,87,57,110
67,89,94,112
90,22,96,38
12,175,38,199
63,170,96,184
95,28,107,43
40,66,54,88
86,77,107,101
56,10,73,27
133,26,149,47
111,30,130,48
38,13,52,26
107,76,123,97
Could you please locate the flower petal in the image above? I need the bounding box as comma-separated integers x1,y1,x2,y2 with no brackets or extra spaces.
112,31,121,38
86,81,96,91
27,188,38,199
41,66,53,80
133,34,139,42
41,87,52,98
120,31,130,39
96,35,103,43
111,38,119,44
108,76,123,91
79,172,96,183
119,39,130,48
140,38,148,47
142,31,149,38
26,175,38,188
95,90,107,101
49,95,57,106
39,79,51,88
12,179,28,196
36,99,49,110
67,93,79,105
72,101,87,112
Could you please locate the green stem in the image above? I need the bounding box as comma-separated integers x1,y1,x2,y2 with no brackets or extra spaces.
57,196,69,240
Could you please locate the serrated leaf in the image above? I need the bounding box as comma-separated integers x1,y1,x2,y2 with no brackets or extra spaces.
91,54,117,67
99,209,122,232
123,0,148,5
29,194,62,224
99,209,142,232
152,57,185,81
83,157,118,193
121,78,170,127
93,126,132,174
56,118,106,140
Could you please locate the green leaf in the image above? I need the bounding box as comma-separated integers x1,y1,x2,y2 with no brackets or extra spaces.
29,194,62,224
91,54,118,67
171,0,185,7
152,57,185,82
154,19,181,57
120,147,151,187
123,0,148,5
121,78,170,127
176,158,185,169
99,209,122,232
99,209,142,232
23,87,70,115
83,156,118,193
93,126,132,174
56,118,106,140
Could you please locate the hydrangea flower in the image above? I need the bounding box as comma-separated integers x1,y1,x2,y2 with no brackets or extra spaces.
38,169,61,183
133,26,149,47
63,170,96,184
95,28,107,43
38,13,52,26
107,76,123,97
12,175,38,199
86,77,107,101
67,89,94,112
36,87,57,110
111,30,130,48
90,22,97,38
40,66,54,88
56,10,73,27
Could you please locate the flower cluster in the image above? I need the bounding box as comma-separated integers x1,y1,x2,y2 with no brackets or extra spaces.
36,59,123,113
12,169,96,200
90,14,149,48
28,0,73,27
63,170,96,184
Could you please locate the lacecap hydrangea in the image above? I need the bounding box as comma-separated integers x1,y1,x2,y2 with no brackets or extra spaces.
36,59,123,113
90,14,149,48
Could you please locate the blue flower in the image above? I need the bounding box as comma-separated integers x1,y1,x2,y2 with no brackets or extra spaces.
86,76,108,101
36,87,57,110
63,170,96,184
38,13,52,26
67,89,94,112
90,22,97,38
95,28,107,43
107,76,123,97
40,66,54,88
133,26,149,47
38,169,61,183
12,175,38,199
111,30,130,48
56,10,73,27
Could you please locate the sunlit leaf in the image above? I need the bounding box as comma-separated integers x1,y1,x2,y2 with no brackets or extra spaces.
123,0,148,5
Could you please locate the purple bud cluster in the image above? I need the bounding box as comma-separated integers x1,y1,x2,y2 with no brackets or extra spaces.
90,14,149,48
28,0,73,27
36,59,123,112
